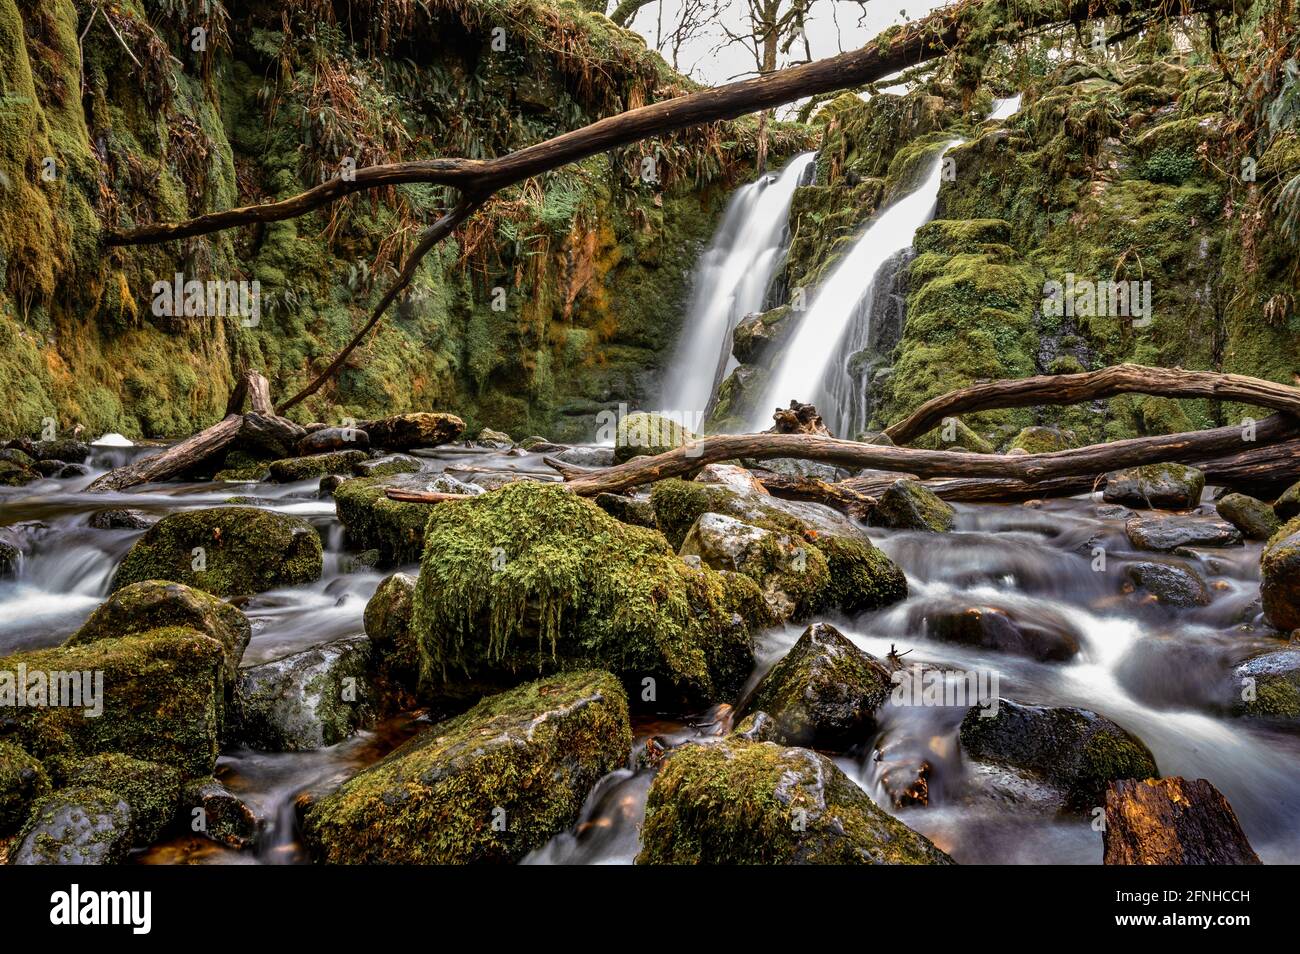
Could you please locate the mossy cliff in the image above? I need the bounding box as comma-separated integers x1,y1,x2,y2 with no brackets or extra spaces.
0,0,798,440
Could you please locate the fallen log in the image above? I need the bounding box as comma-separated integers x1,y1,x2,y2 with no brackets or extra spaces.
86,415,244,492
883,363,1300,445
751,470,877,519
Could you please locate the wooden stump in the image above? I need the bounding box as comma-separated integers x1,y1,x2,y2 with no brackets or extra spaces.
1103,777,1261,865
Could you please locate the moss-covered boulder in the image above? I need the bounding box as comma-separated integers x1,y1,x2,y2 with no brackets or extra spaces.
736,622,892,749
411,482,758,705
1275,481,1300,522
593,492,657,528
0,457,37,487
302,670,631,864
364,572,420,693
0,741,49,834
1124,514,1242,551
1216,493,1281,541
57,753,181,845
869,478,955,532
1008,426,1074,454
959,699,1158,810
353,453,422,478
268,450,369,482
234,637,373,752
1262,518,1300,633
636,737,953,864
110,507,323,596
1103,464,1205,510
9,786,133,865
363,412,464,451
613,411,695,463
1232,649,1300,724
333,477,431,565
66,580,250,689
0,627,224,777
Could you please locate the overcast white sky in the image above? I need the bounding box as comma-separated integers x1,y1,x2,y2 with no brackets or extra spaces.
622,0,946,87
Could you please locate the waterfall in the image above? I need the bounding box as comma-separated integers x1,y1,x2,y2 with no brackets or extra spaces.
988,94,1022,120
658,152,816,424
750,142,959,435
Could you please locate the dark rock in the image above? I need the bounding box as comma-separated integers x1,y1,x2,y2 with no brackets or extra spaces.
363,572,419,690
1104,777,1260,865
0,741,51,834
1103,463,1205,510
922,602,1082,660
1216,493,1281,541
10,787,134,864
1124,561,1211,607
1008,425,1074,454
869,479,955,532
1274,480,1300,521
363,412,464,451
182,778,261,849
58,753,181,845
88,508,158,530
593,493,657,528
1124,514,1242,551
296,426,370,455
57,463,90,478
0,458,38,487
473,428,514,449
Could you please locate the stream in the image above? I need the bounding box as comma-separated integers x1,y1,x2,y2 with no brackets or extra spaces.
2,448,1295,864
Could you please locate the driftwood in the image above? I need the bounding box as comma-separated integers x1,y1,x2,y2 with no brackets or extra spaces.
86,415,245,492
882,363,1300,445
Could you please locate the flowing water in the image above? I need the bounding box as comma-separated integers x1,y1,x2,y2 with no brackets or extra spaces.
988,94,1023,120
1,452,1296,863
750,141,961,434
658,152,816,425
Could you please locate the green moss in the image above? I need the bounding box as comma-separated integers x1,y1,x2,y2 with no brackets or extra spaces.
613,411,695,463
57,753,181,844
302,669,631,864
268,450,369,482
0,741,50,834
333,476,433,565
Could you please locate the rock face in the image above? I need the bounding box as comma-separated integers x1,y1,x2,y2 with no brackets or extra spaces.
1103,464,1205,510
363,412,465,451
922,603,1081,661
959,700,1158,810
1216,493,1281,541
9,787,134,865
67,580,250,689
0,741,50,834
302,670,631,864
636,737,953,864
268,450,370,482
1103,777,1260,865
58,753,182,845
1261,517,1300,632
234,637,373,751
613,411,695,463
111,506,323,596
1124,514,1242,551
870,479,955,532
0,627,225,777
736,622,892,749
1124,561,1210,608
411,483,759,705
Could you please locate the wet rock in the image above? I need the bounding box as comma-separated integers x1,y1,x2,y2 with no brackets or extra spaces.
363,573,420,691
473,428,514,449
550,445,614,468
0,741,50,834
302,670,631,863
182,778,260,849
333,477,432,565
1274,480,1300,521
922,603,1082,661
593,492,656,528
1232,649,1300,723
1103,777,1260,865
111,506,323,596
67,580,251,689
1124,514,1242,551
518,435,557,451
27,439,91,463
1261,518,1300,632
9,787,133,865
32,459,64,477
426,473,484,495
751,457,851,483
0,536,19,580
869,479,955,532
959,699,1158,810
318,474,346,497
412,483,760,705
469,472,535,491
0,627,225,776
58,753,181,845
57,463,91,478
636,737,953,864
1103,463,1205,510
0,448,37,469
363,412,464,451
268,449,369,482
352,453,421,478
736,622,892,749
614,411,695,463
1123,561,1211,608
694,463,769,495
296,426,369,455
732,710,782,742
1216,493,1280,541
0,457,37,487
234,636,374,752
1008,426,1074,454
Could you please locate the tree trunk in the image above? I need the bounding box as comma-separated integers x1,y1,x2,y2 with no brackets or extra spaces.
86,415,244,492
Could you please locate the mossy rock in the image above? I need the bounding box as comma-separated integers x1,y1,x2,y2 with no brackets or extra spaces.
110,507,323,597
1007,426,1075,454
363,412,464,451
0,458,37,487
1261,517,1300,633
1216,493,1281,541
613,411,695,463
411,482,756,706
736,622,892,750
869,479,955,532
57,753,181,845
302,670,631,864
0,741,50,835
364,572,421,693
268,450,369,482
1232,650,1300,724
1103,464,1205,510
9,786,133,865
959,699,1158,811
1274,481,1300,522
636,737,953,864
0,627,224,777
353,453,422,478
333,477,433,565
593,492,657,528
66,579,250,689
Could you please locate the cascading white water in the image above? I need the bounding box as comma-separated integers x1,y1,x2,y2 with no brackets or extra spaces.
988,94,1022,120
750,142,960,434
658,152,816,424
